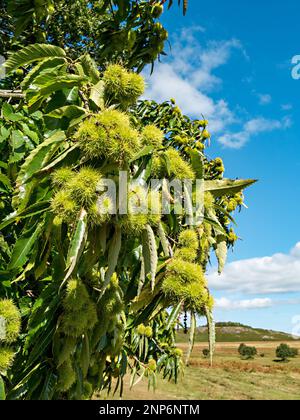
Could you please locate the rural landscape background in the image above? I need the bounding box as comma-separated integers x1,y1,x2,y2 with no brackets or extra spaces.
106,324,300,400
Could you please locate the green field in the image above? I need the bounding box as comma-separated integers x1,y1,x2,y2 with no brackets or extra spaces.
103,342,300,401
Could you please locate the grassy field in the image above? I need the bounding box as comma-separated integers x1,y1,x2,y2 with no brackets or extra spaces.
104,342,300,400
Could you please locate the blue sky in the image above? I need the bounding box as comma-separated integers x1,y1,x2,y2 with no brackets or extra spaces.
145,0,300,334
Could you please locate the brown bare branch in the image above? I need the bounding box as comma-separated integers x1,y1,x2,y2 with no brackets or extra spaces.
0,90,25,99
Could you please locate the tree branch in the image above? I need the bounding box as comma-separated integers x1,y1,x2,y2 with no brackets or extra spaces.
0,90,25,99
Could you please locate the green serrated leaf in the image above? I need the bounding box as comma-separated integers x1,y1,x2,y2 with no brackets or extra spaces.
61,208,88,287
8,221,44,270
2,103,23,122
205,179,257,197
130,146,154,163
79,54,100,84
21,57,67,90
5,44,66,74
17,130,66,185
90,80,105,109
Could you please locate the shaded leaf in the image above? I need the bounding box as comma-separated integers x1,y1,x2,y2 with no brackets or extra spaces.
8,221,44,270
205,179,257,197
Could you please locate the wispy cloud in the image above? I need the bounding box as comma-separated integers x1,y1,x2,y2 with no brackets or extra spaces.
215,297,273,310
257,93,272,105
144,28,292,149
208,242,300,294
218,116,292,148
281,103,293,111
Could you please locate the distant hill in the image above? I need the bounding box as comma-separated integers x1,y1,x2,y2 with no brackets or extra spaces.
176,322,300,342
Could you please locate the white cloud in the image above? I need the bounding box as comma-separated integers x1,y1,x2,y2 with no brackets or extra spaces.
258,93,272,105
144,35,240,134
145,63,235,133
144,28,292,149
218,116,292,149
208,242,300,294
215,297,273,310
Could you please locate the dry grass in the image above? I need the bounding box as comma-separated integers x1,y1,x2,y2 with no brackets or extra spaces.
101,341,300,401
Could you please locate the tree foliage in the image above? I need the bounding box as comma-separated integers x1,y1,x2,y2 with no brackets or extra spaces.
0,0,177,72
238,343,257,360
276,343,298,362
0,0,256,400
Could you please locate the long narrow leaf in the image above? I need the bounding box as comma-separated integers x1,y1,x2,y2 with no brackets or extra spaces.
8,221,44,270
61,208,87,287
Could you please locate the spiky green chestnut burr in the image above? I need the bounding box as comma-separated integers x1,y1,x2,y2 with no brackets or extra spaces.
166,258,206,285
51,190,79,223
148,359,157,371
52,167,73,188
144,326,153,338
141,125,164,149
165,148,195,180
103,64,145,107
61,279,98,338
67,167,101,207
0,346,15,372
57,359,76,392
174,247,197,262
76,110,140,165
0,299,21,343
178,230,198,250
204,192,214,211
